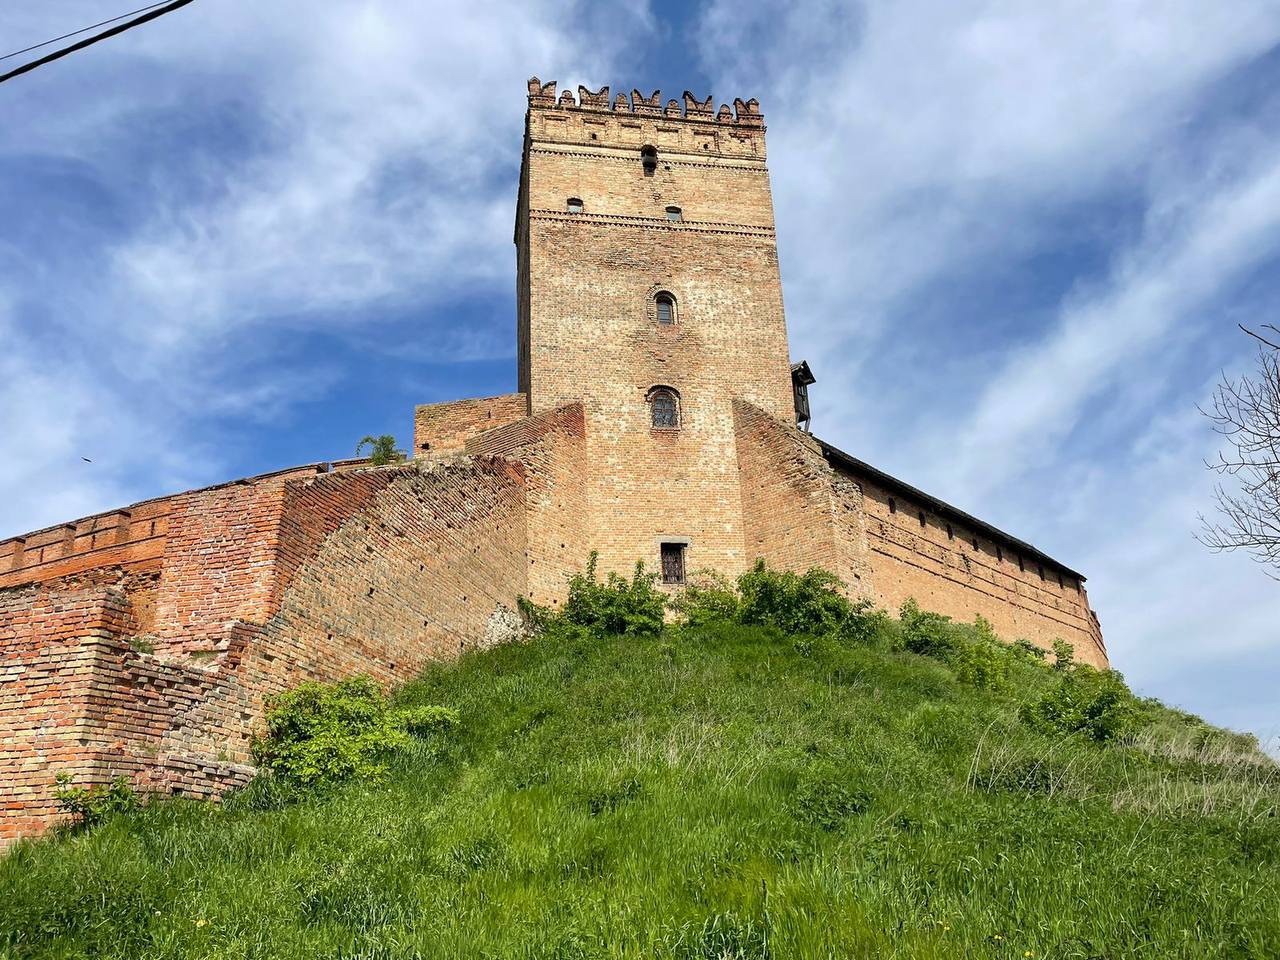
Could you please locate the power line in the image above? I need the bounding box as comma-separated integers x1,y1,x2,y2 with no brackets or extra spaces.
0,0,197,85
0,2,172,62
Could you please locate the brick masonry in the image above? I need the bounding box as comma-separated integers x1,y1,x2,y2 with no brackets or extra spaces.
0,80,1107,847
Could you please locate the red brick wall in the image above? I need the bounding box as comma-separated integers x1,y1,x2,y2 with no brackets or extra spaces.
0,501,169,590
733,400,873,594
467,403,588,605
0,584,125,845
260,458,529,686
414,393,529,457
0,580,254,848
0,458,534,847
855,475,1107,666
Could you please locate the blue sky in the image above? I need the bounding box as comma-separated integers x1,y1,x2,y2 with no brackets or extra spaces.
2,1,1279,747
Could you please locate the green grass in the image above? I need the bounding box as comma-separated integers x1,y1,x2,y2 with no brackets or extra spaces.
2,621,1277,959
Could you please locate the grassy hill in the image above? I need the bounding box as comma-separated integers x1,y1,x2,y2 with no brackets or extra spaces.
2,567,1277,959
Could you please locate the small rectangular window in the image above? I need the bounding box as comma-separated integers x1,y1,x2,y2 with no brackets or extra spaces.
660,542,686,585
566,197,584,213
666,206,683,221
888,497,896,514
918,511,926,528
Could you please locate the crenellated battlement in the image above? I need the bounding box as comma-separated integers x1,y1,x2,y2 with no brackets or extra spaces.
527,77,763,127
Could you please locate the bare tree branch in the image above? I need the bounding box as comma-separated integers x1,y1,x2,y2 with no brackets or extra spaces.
1199,329,1280,577
1239,323,1280,351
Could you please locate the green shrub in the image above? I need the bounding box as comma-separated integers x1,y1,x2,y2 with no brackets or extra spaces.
1020,666,1138,742
395,705,460,738
898,598,958,659
1052,638,1075,671
733,559,879,645
252,676,411,787
952,637,1010,691
355,434,406,466
1012,637,1047,662
739,561,849,635
53,774,141,830
668,570,741,626
558,552,665,638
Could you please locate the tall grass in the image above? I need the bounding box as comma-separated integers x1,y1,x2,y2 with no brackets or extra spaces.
1,614,1276,959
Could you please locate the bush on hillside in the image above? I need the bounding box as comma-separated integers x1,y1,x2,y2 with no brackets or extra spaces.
898,598,958,659
1052,638,1075,671
558,552,666,638
1011,637,1048,663
1020,665,1138,743
395,704,460,739
671,559,883,645
252,676,413,787
737,561,857,636
53,774,141,831
666,570,742,627
897,605,1017,690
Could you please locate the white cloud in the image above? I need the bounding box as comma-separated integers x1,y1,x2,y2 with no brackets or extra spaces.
0,1,652,535
695,0,1280,741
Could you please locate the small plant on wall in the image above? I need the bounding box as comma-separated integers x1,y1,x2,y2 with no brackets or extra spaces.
356,434,407,466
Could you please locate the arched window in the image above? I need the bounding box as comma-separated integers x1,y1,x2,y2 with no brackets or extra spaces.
666,206,683,222
566,197,583,213
641,145,658,176
655,292,676,325
649,387,680,429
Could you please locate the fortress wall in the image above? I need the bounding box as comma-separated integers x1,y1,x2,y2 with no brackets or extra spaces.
257,458,530,689
0,584,128,846
0,580,255,848
467,403,588,605
853,475,1107,666
0,458,533,845
733,400,873,594
0,464,336,595
414,393,529,457
0,500,170,590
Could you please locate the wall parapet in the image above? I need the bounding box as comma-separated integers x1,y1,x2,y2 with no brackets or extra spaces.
527,77,763,128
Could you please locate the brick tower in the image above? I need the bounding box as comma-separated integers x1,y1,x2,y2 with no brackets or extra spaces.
515,79,796,580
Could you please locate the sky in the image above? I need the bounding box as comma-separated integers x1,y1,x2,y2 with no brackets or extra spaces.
2,1,1278,748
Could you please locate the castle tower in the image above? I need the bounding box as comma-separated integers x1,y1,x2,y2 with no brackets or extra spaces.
516,79,796,580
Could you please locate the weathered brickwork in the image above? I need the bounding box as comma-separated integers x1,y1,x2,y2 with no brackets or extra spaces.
0,500,169,589
466,403,588,605
0,77,1108,847
841,460,1106,666
733,400,873,594
1,459,532,845
414,393,529,457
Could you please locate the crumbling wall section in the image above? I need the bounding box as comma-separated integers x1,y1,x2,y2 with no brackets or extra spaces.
467,403,588,606
413,393,529,458
0,457,533,847
0,580,254,848
733,400,873,595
